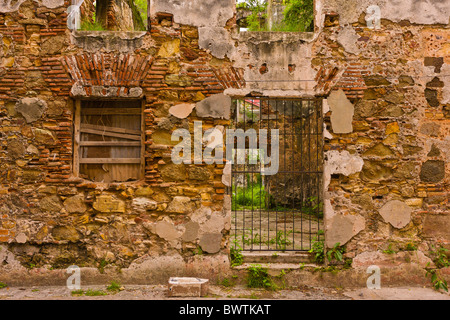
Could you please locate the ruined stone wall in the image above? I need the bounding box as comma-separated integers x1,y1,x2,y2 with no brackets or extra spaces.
0,0,448,287
0,0,242,284
316,0,450,281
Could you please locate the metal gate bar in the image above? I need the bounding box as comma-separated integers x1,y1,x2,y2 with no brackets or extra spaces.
230,97,323,252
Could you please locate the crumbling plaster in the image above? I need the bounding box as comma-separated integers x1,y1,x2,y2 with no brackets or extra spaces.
152,0,320,96
327,89,355,134
324,0,450,25
233,32,317,93
323,150,365,247
151,0,235,28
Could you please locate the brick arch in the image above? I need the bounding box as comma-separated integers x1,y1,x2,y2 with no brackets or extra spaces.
61,53,154,97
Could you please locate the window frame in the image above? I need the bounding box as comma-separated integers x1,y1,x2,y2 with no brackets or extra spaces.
73,99,146,183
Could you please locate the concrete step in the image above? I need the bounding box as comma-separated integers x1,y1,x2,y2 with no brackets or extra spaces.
241,251,315,264
233,262,318,271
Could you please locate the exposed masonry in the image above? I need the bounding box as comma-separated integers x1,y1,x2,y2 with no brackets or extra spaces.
0,0,449,286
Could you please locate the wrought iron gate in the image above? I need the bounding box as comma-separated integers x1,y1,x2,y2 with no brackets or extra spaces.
230,97,323,252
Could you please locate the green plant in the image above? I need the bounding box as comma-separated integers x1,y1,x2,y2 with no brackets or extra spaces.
424,245,449,292
383,244,397,254
238,0,313,32
276,269,287,289
232,179,268,211
243,230,264,246
133,0,148,29
430,246,450,269
282,0,314,32
302,196,324,219
247,264,277,290
326,242,345,262
268,230,292,251
0,282,7,289
106,280,122,293
425,264,448,292
404,242,418,251
193,246,204,256
309,236,325,264
80,19,106,31
230,240,244,267
71,289,84,296
239,0,267,31
219,277,236,288
242,107,259,123
72,288,108,296
343,258,353,269
98,259,109,274
84,289,108,296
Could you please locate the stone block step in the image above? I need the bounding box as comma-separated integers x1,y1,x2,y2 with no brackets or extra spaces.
241,251,315,264
233,262,317,271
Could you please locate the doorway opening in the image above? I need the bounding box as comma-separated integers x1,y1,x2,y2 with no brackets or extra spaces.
230,97,324,252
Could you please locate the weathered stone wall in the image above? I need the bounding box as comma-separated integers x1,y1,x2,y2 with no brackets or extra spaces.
0,0,448,287
316,0,450,281
0,0,240,284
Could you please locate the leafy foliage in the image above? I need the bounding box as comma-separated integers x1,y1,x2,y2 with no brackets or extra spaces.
309,234,325,264
80,0,147,31
230,240,244,267
430,245,450,269
425,265,448,292
84,289,108,296
326,242,345,262
309,232,346,265
80,19,106,31
72,289,108,296
383,244,397,254
302,196,323,219
268,230,292,251
424,245,449,292
232,175,268,210
106,280,122,293
282,0,314,32
239,0,268,31
238,0,314,32
129,0,147,30
247,264,277,290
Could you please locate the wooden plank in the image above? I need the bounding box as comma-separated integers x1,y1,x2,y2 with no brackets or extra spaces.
74,100,81,177
80,128,142,141
80,123,141,136
81,108,141,115
79,141,141,147
79,158,141,164
140,100,145,180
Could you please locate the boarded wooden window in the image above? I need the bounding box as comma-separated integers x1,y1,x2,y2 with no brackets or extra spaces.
74,100,144,183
